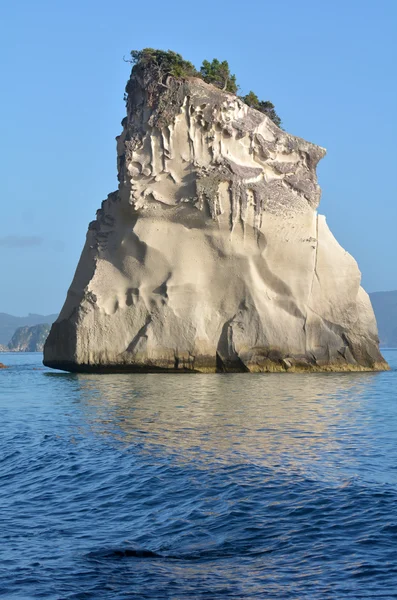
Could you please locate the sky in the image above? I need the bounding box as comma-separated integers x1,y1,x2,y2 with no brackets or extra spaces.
0,0,396,316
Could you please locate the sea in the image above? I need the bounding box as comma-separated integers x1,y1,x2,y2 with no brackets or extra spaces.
0,350,396,599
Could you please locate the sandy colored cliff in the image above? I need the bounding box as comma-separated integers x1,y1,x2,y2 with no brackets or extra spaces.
44,61,388,372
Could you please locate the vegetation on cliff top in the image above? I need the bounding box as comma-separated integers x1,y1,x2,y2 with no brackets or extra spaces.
127,49,281,127
241,91,282,128
130,49,198,79
199,59,238,94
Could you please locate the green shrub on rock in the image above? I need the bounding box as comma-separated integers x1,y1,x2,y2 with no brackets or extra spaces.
242,90,261,109
127,49,281,127
242,91,282,128
200,59,238,93
129,48,199,79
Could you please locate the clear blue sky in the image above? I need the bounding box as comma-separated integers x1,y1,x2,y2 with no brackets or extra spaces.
0,0,396,315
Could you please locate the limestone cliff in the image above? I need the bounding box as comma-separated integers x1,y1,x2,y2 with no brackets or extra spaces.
0,312,57,346
44,64,388,372
9,324,50,352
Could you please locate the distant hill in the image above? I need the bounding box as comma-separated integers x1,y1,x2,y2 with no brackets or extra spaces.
0,313,57,345
7,324,51,352
370,291,397,348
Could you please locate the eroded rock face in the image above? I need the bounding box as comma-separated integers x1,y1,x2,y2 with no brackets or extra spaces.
8,324,50,352
44,71,388,372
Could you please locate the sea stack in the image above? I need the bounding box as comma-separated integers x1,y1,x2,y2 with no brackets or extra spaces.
44,52,388,372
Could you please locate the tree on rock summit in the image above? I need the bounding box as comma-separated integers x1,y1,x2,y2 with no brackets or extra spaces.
200,59,238,93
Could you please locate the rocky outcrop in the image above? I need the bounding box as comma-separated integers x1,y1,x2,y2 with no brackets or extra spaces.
44,65,388,372
9,324,50,352
0,313,57,346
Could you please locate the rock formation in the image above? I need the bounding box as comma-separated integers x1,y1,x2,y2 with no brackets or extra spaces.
44,60,388,372
9,324,50,352
0,312,57,346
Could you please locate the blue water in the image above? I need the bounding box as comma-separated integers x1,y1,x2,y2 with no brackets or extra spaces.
1,352,397,599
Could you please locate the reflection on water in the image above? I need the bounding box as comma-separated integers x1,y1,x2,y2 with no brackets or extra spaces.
56,369,390,483
1,351,396,599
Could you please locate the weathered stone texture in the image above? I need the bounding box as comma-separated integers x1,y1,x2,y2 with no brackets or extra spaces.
44,73,388,372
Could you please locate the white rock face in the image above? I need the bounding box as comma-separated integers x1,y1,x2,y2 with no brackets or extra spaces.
44,71,388,372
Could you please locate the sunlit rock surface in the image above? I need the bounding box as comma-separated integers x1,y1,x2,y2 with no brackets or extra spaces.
8,324,50,352
44,70,388,372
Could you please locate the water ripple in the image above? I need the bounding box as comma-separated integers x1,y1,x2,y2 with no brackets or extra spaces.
0,351,396,598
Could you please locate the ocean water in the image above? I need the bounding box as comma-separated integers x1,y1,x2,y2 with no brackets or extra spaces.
0,352,396,599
